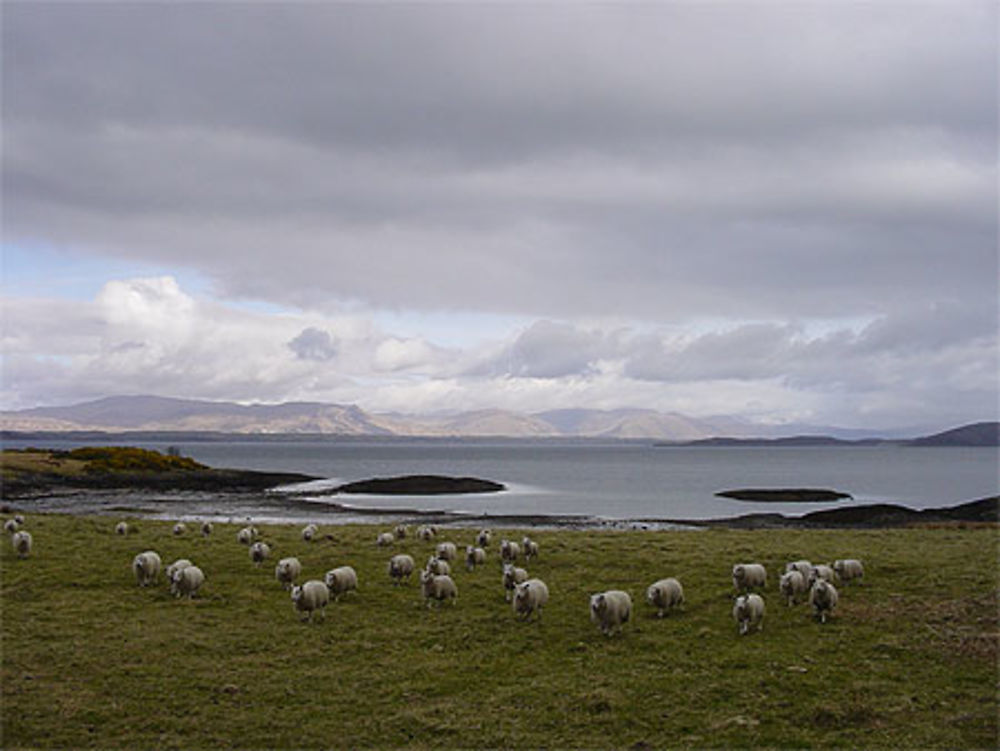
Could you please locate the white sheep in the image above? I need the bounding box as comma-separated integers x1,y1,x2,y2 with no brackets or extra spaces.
250,541,271,567
426,556,451,576
376,531,395,548
275,557,302,590
13,514,24,525
172,522,187,536
11,530,32,559
291,580,330,622
324,566,358,600
502,564,528,602
171,565,205,599
808,564,836,588
132,550,161,587
785,560,813,581
833,559,864,585
476,529,492,547
435,541,458,561
388,554,416,585
114,521,129,536
201,521,213,537
417,525,436,542
512,578,549,622
590,590,632,636
733,593,765,635
500,539,521,563
420,570,457,607
465,545,486,571
394,524,408,540
521,537,539,561
779,570,808,606
4,518,21,534
646,578,684,618
166,558,193,586
732,563,767,593
236,526,256,545
302,524,318,542
809,579,839,623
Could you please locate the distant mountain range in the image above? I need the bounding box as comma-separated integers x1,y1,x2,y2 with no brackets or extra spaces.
1,395,996,444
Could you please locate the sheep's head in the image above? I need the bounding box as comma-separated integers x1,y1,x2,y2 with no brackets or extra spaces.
290,585,303,603
590,593,605,616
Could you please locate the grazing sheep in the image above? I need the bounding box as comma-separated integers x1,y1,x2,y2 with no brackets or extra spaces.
435,542,458,562
732,563,767,593
388,554,416,585
785,560,814,581
522,537,539,561
11,530,32,559
476,529,492,547
171,565,205,599
420,570,457,607
132,550,162,587
809,579,839,623
808,564,836,587
512,578,549,622
291,580,330,622
172,522,187,536
426,556,451,576
646,578,684,618
833,559,864,585
465,545,486,571
250,541,271,567
275,557,302,590
13,514,24,525
115,521,129,536
4,519,21,534
237,526,256,545
376,532,395,548
733,593,766,635
500,539,521,563
590,590,632,636
166,558,194,585
324,566,358,600
502,564,528,602
201,521,213,537
394,524,408,540
302,524,318,542
779,570,808,606
417,525,436,542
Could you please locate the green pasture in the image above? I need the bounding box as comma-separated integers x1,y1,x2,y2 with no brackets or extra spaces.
2,514,997,749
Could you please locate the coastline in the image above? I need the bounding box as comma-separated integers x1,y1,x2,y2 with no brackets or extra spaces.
4,486,996,531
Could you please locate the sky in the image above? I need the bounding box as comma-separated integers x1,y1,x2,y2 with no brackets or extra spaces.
2,2,997,431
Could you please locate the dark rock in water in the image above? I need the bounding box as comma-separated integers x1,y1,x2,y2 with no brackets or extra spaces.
716,488,852,503
333,475,505,495
801,496,999,526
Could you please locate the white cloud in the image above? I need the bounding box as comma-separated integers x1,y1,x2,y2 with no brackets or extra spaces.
2,277,995,429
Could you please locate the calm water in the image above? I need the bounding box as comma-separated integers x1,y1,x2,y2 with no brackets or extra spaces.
6,436,998,526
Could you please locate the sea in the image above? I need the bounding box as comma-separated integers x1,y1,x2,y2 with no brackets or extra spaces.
5,436,998,529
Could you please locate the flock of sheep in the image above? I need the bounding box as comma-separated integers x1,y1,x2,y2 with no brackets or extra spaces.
6,513,864,635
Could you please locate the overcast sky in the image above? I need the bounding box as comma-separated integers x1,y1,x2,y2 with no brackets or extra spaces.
2,2,997,430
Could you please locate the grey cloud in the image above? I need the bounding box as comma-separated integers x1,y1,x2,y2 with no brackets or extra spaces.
288,327,338,362
3,3,995,324
470,320,621,378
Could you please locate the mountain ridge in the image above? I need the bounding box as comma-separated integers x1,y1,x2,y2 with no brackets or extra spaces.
1,395,992,443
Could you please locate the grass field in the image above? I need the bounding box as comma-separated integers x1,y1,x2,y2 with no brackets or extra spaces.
2,513,997,749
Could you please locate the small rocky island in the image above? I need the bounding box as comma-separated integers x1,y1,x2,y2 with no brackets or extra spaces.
715,488,853,503
331,475,506,495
